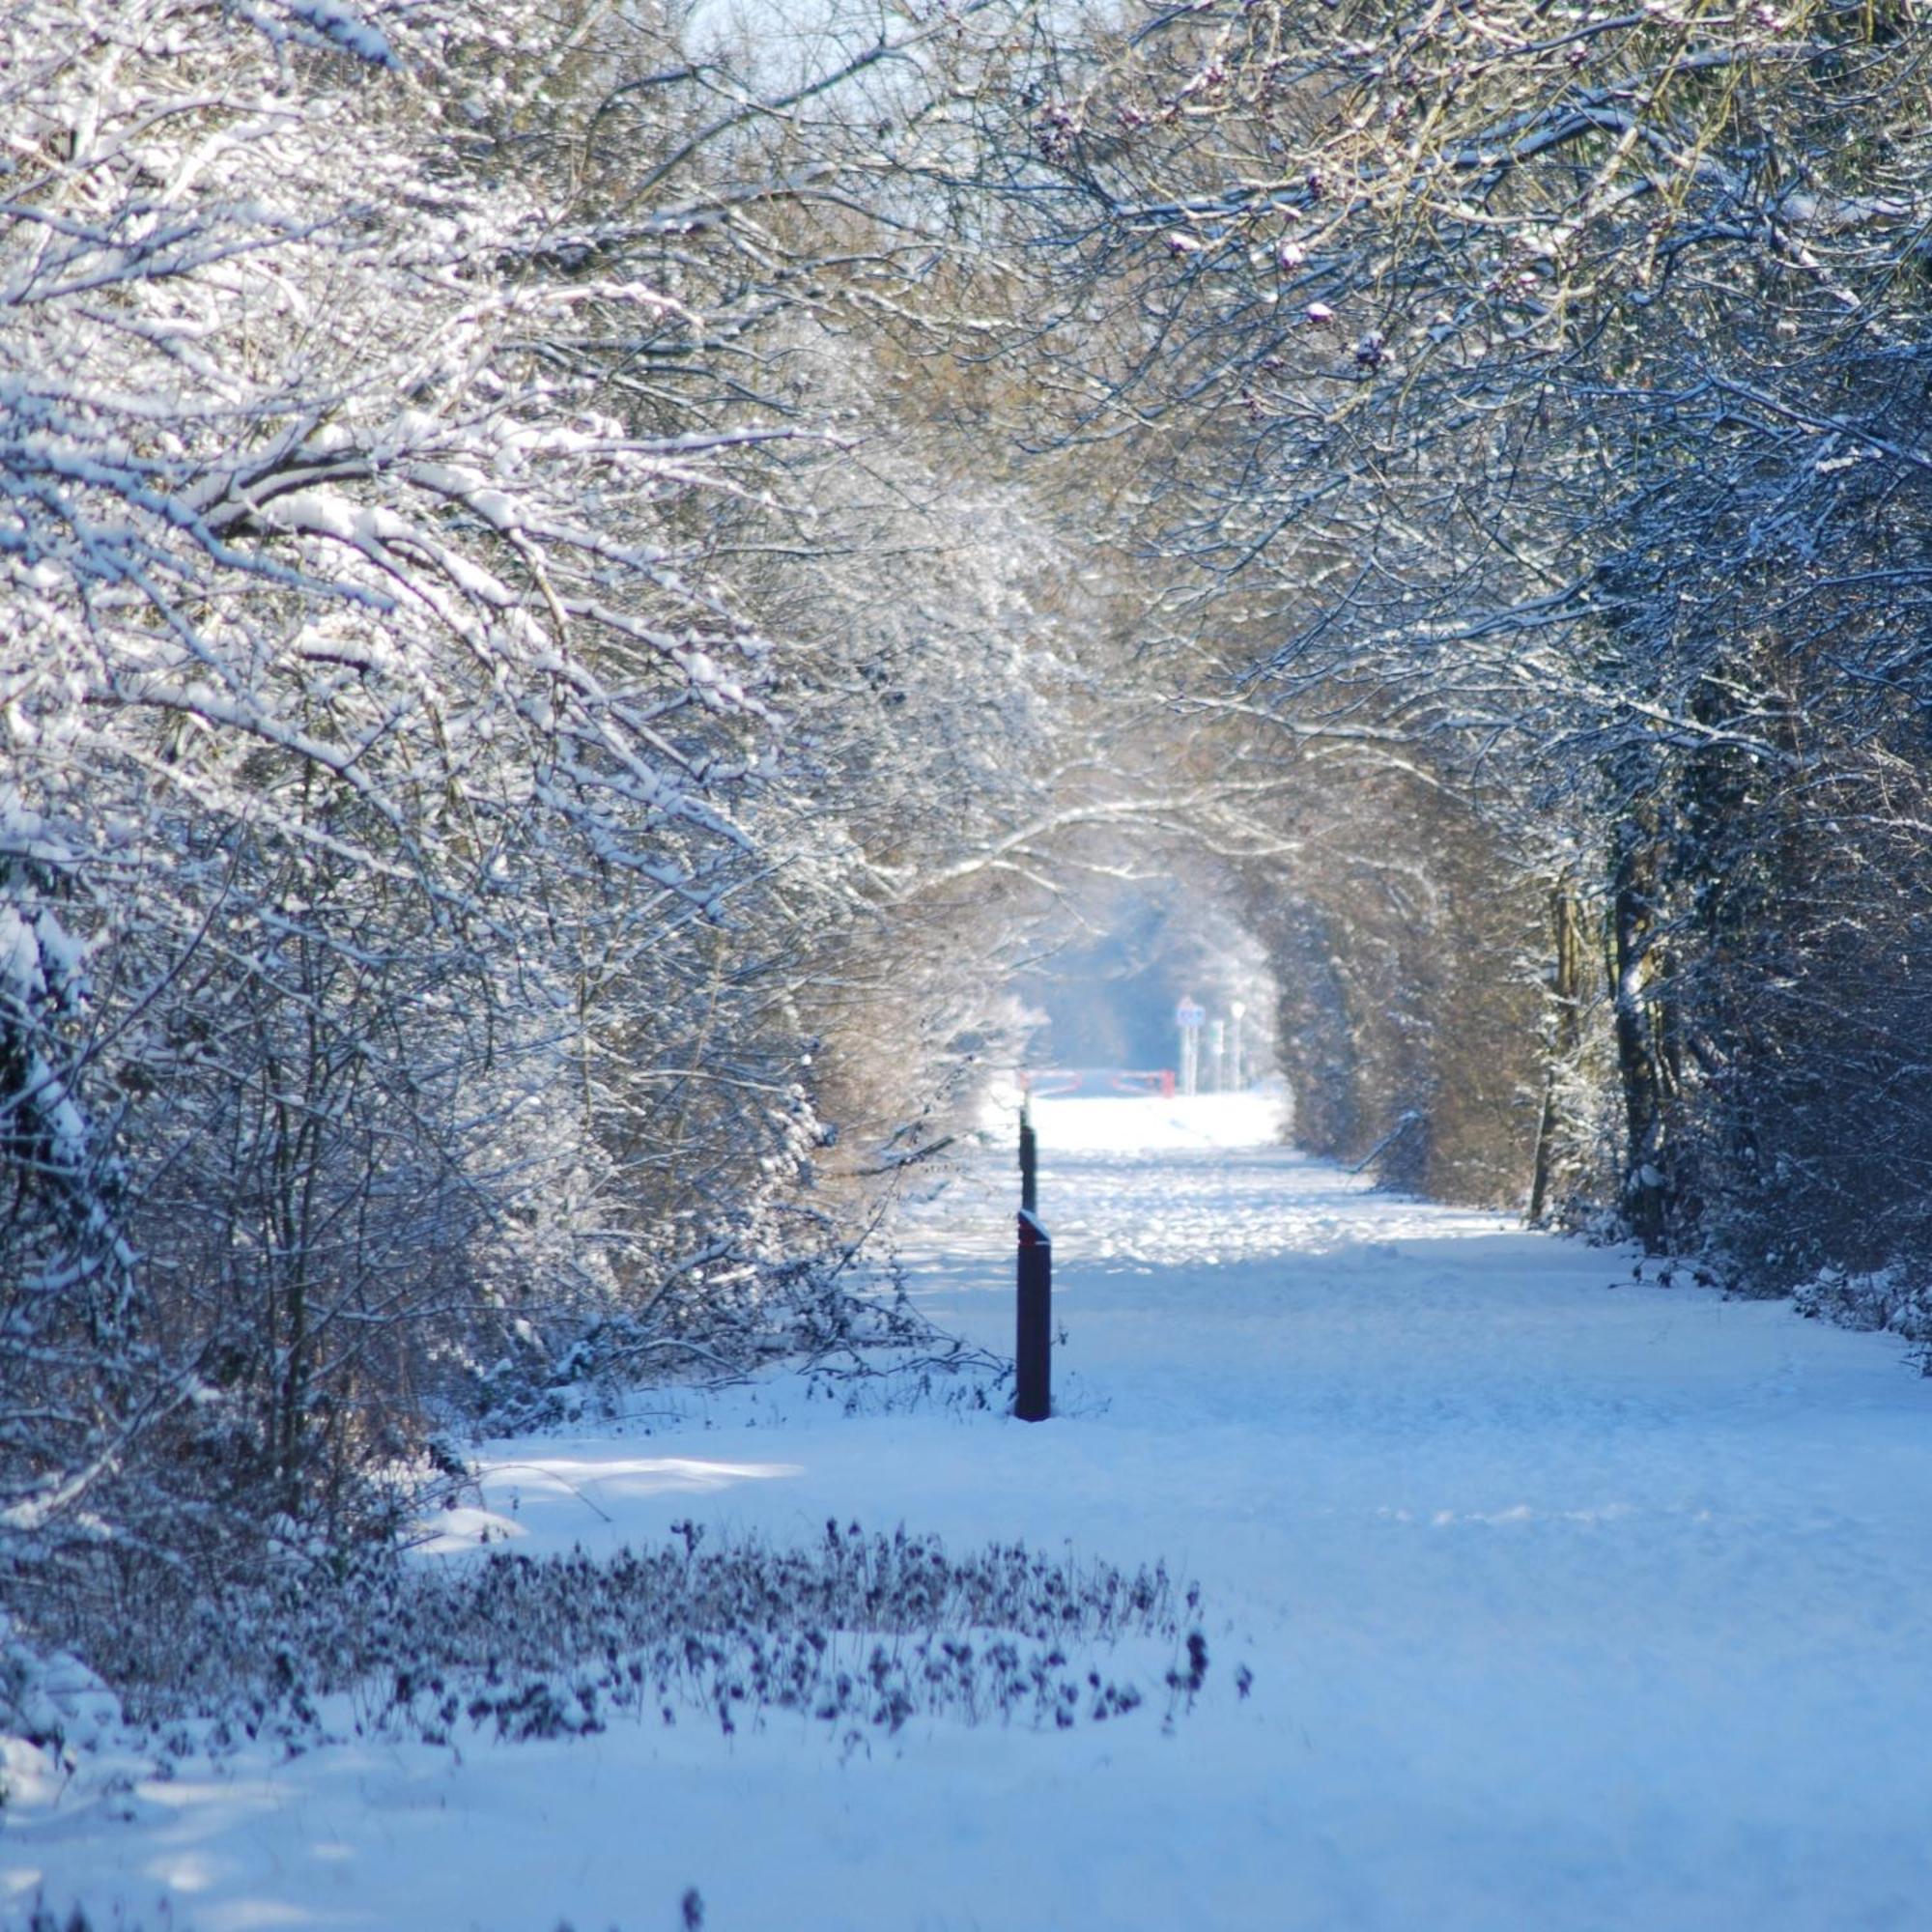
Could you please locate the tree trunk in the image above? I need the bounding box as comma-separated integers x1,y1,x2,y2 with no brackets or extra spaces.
1528,870,1586,1224
1610,817,1670,1253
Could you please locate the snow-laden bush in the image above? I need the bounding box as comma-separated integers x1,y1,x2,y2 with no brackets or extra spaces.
0,0,810,1610
1796,1268,1932,1359
0,0,1074,1633
0,1624,122,1760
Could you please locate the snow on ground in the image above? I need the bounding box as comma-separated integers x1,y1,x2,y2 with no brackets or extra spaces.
11,1093,1932,1931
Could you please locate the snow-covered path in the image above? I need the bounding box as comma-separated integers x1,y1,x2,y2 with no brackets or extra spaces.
13,1094,1932,1931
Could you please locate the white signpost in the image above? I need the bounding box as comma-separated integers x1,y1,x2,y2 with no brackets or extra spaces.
1175,994,1206,1096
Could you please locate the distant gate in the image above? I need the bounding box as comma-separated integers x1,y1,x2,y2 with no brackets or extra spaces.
1022,1067,1177,1099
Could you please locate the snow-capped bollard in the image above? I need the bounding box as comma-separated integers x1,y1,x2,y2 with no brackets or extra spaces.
1015,1208,1052,1422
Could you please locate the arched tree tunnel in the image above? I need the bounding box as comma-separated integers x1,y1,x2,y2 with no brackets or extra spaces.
11,0,1932,1675
981,759,1548,1212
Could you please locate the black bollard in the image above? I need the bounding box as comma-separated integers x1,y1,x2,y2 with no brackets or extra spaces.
1015,1208,1051,1422
1019,1095,1037,1215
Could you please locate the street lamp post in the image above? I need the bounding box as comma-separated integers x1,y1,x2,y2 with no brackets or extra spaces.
1175,994,1205,1096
